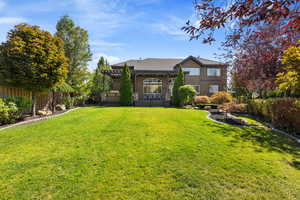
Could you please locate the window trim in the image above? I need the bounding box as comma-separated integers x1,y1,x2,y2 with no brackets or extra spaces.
183,67,201,76
207,68,221,77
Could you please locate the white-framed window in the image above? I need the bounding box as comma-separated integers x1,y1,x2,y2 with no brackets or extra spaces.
209,85,219,93
143,78,162,94
192,85,200,94
183,68,200,75
207,68,221,76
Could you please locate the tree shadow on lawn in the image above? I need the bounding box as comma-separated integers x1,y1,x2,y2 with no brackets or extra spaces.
202,120,300,170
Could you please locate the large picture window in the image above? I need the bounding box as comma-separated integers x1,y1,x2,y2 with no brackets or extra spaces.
183,68,200,75
143,78,162,94
207,68,221,76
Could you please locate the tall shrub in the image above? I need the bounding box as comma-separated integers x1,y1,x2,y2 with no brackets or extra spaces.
172,66,184,107
119,63,133,106
91,56,112,103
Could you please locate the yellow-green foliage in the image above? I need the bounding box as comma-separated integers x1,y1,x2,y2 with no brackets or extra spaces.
0,24,68,92
276,42,300,94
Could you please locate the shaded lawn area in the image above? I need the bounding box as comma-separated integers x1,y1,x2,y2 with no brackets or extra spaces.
0,107,300,200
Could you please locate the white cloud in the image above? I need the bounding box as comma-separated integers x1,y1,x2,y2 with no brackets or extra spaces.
152,16,188,40
89,53,121,70
90,40,124,47
0,17,26,24
73,0,135,37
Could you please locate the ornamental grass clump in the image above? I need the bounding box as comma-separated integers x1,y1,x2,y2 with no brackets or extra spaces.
211,91,233,104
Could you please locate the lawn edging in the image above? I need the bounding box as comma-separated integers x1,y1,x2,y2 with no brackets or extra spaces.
204,110,300,144
0,107,80,132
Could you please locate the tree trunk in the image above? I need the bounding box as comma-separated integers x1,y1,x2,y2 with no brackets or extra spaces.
51,91,55,112
32,92,37,117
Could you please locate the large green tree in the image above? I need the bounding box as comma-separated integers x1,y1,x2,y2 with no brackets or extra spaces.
172,66,185,107
119,63,133,106
0,24,68,116
55,15,92,93
91,56,112,103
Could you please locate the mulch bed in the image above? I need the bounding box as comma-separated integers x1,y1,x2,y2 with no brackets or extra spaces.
208,109,249,126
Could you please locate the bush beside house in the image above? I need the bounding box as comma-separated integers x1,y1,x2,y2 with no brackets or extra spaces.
178,85,197,106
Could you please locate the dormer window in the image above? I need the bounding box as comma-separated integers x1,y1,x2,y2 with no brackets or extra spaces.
183,68,200,75
207,68,221,76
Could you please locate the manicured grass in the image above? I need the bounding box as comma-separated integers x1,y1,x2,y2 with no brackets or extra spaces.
0,107,300,200
233,114,266,127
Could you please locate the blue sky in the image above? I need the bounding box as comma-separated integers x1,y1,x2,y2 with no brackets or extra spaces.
0,0,226,71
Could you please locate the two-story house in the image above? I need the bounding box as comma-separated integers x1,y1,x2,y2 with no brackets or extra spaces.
102,55,227,106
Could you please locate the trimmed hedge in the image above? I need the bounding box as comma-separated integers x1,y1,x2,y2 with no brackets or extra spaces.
247,98,300,135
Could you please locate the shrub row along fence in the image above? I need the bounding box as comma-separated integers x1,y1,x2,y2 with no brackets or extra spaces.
247,98,300,135
0,85,51,113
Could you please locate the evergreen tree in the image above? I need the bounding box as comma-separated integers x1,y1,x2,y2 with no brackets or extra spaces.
55,15,92,94
119,63,133,106
172,66,185,107
91,57,112,103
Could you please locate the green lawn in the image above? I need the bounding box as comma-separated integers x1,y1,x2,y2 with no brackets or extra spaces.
0,107,300,200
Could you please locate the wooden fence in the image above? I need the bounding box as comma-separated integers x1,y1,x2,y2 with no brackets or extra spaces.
0,85,51,112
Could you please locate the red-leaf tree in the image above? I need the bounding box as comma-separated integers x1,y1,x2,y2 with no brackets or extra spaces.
232,23,300,95
183,0,300,44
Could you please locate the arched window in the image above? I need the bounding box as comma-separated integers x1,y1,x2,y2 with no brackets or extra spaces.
143,78,162,95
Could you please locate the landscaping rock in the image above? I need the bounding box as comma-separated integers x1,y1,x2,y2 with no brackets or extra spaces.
37,110,52,116
204,106,212,110
55,104,66,111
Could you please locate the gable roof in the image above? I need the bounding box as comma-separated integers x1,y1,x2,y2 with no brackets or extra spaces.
112,56,226,71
